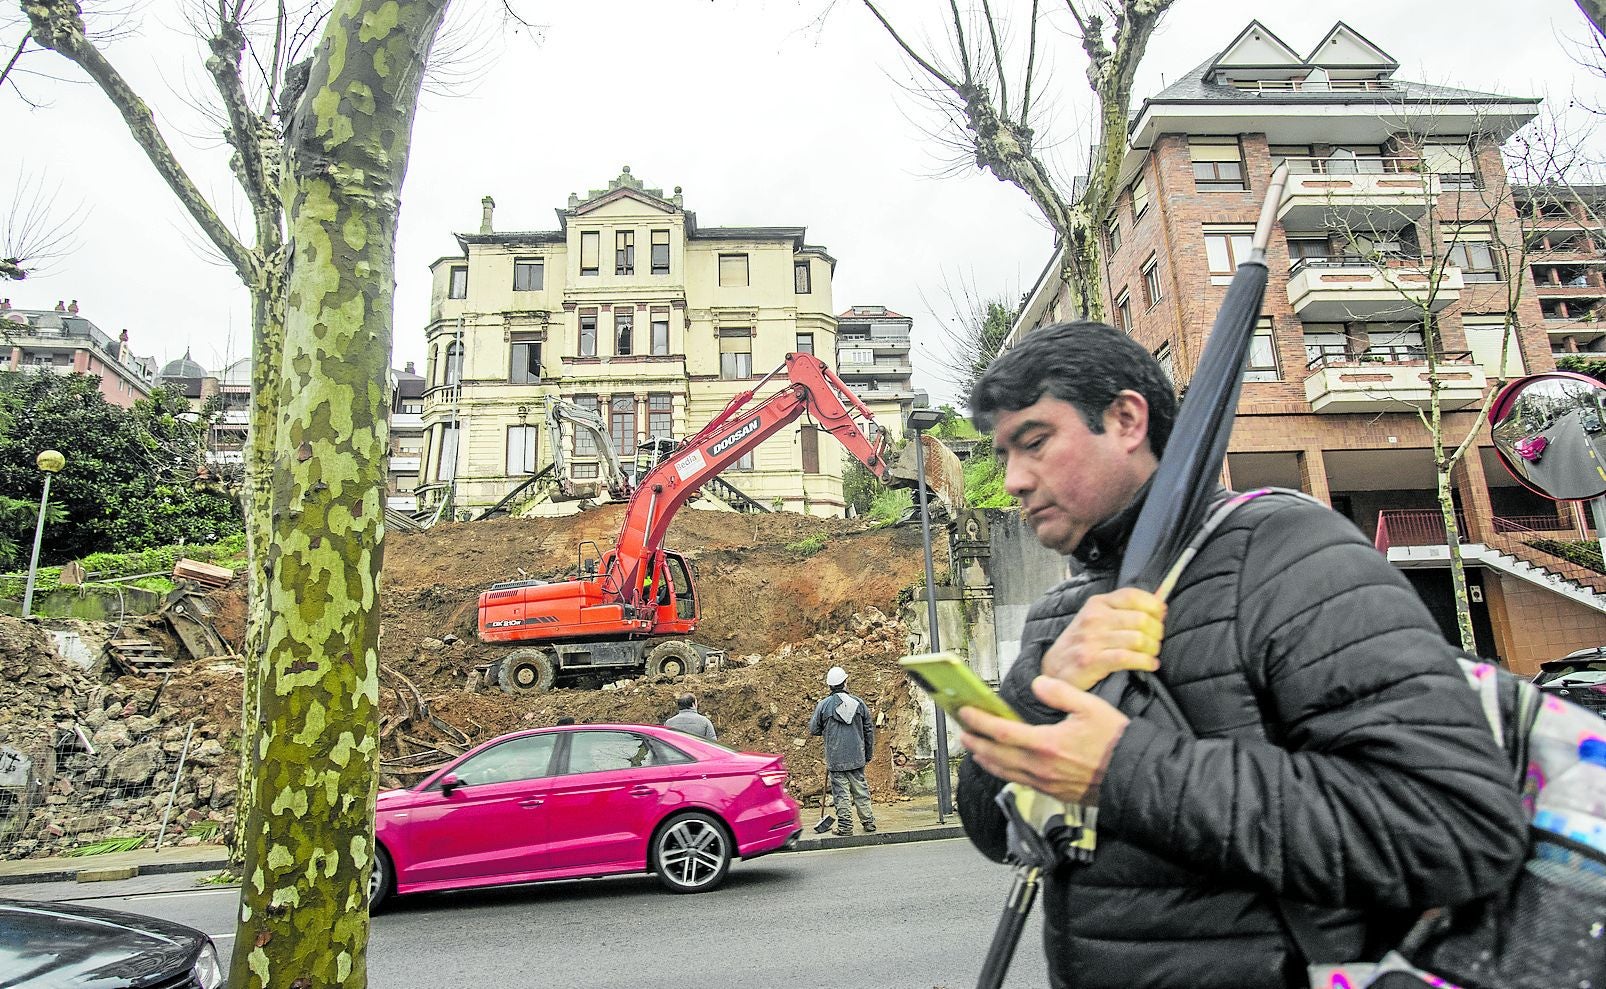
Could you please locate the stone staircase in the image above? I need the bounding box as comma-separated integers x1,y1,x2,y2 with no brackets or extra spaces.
1478,530,1606,611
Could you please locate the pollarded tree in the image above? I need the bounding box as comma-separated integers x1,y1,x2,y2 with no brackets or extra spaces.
857,0,1176,321
17,0,449,985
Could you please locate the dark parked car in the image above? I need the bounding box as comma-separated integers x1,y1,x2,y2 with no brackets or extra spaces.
0,898,224,988
1533,647,1606,714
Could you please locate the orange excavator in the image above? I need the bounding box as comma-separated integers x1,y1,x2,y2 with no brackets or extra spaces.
477,352,891,692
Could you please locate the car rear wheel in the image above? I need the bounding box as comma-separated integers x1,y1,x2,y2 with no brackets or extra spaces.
368,845,393,912
651,812,731,893
500,648,556,693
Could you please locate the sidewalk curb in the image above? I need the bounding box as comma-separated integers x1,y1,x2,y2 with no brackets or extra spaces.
0,856,229,887
783,824,966,853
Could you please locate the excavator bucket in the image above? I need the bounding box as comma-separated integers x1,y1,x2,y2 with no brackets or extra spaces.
888,433,965,521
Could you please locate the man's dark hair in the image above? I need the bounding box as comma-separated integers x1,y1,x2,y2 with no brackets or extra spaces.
676,693,696,710
970,320,1177,458
555,716,576,726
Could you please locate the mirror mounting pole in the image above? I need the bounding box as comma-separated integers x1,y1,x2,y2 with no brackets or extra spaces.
1591,497,1606,566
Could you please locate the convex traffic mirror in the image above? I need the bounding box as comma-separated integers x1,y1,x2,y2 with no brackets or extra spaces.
1488,371,1606,501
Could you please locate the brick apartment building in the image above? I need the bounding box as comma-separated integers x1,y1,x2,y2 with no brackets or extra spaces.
1009,21,1606,673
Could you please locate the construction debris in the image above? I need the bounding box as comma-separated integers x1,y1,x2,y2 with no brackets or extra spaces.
172,559,234,588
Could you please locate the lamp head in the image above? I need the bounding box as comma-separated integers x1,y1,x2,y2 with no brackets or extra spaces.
36,450,65,474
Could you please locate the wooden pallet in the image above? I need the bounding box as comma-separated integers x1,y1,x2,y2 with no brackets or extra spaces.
105,638,175,676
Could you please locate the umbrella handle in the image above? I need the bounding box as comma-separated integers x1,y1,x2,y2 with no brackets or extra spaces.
976,866,1043,989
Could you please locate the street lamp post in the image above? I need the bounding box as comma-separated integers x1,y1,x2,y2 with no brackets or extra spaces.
906,409,953,821
21,449,66,619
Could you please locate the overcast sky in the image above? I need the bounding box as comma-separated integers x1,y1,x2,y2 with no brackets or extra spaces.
3,0,1604,407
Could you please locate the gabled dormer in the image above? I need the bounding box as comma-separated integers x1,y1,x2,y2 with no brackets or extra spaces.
1205,20,1303,84
558,166,685,232
1305,22,1398,81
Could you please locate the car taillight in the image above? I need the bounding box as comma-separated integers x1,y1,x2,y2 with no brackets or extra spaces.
758,768,788,787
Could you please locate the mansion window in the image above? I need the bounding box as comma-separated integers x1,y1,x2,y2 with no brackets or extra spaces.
615,309,634,356
448,266,468,299
719,330,752,379
651,309,670,355
513,259,543,292
794,261,812,294
509,336,542,383
580,231,600,276
616,230,635,276
719,254,749,288
651,230,670,275
578,310,598,357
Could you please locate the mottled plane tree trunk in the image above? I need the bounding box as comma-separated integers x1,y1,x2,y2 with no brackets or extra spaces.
859,0,1173,321
231,4,446,984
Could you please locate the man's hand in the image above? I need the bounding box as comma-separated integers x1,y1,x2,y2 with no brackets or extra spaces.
957,677,1131,804
1041,587,1165,691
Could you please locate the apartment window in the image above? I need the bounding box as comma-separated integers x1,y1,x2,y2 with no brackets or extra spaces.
573,396,600,455
512,259,543,292
1189,137,1246,191
650,308,670,356
1154,343,1175,384
1131,173,1151,220
647,393,673,440
1422,141,1478,191
615,309,634,356
719,330,752,379
443,342,462,386
719,254,749,287
1204,227,1255,284
801,424,820,474
796,333,814,356
1244,318,1279,382
506,425,539,475
1270,145,1313,171
578,310,598,357
650,230,671,275
1446,224,1501,282
509,335,542,383
611,396,637,457
1141,255,1162,308
1287,237,1332,267
437,422,460,482
1114,291,1132,333
1302,324,1348,364
448,266,468,299
615,230,635,275
794,261,812,294
733,451,755,472
1105,214,1122,255
580,231,600,276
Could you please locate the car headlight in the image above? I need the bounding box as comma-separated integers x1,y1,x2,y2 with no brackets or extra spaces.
193,940,225,989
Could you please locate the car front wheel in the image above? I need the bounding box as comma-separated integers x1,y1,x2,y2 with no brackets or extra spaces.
651,812,731,893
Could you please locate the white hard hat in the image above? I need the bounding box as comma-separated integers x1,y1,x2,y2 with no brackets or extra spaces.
825,666,848,687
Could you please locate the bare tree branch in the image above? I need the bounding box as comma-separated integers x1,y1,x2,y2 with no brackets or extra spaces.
20,0,256,282
863,1,962,93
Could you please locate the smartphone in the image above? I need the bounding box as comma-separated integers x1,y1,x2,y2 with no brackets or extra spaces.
900,652,1021,722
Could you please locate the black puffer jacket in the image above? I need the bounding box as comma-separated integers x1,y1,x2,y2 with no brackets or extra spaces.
958,490,1526,989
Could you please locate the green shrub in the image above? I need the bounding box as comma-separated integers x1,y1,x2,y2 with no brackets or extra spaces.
1526,538,1606,574
0,533,248,599
868,487,913,526
963,452,1016,509
785,533,829,556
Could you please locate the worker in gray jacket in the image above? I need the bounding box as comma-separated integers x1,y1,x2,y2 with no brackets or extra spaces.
664,693,717,741
808,666,876,836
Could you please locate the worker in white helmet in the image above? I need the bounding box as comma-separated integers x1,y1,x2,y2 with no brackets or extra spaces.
808,665,876,836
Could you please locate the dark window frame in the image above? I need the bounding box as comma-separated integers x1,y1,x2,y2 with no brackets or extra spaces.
615,230,635,276
578,311,598,358
794,261,812,294
512,258,543,292
448,266,468,299
650,230,670,275
614,309,634,356
509,338,542,383
580,231,600,277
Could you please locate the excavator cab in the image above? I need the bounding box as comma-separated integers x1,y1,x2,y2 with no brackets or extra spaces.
663,553,697,623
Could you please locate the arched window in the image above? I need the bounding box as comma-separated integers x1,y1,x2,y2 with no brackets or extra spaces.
444,342,463,386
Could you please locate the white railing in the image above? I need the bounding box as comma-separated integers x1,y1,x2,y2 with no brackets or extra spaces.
1237,78,1396,93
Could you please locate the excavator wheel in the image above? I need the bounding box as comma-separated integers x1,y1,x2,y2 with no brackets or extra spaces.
500,648,557,693
646,640,703,679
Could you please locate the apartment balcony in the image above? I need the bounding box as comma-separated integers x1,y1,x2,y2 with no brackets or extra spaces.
392,411,424,430
838,362,913,377
1278,158,1438,229
1287,256,1463,321
390,456,421,473
206,450,246,466
217,409,250,425
1532,282,1606,299
386,495,419,512
1303,346,1486,414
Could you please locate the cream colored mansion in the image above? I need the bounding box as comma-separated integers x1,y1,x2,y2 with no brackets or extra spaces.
416,168,894,518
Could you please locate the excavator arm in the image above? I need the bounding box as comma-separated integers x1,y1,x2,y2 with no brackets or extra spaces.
545,400,631,501
608,352,890,605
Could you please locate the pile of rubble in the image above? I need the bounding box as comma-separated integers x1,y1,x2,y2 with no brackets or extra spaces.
0,616,241,859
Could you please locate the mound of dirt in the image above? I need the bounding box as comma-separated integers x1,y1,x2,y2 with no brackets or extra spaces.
378,508,928,693
386,609,922,804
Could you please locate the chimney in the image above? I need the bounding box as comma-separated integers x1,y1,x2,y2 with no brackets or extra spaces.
404,361,416,374
119,328,129,359
480,195,496,235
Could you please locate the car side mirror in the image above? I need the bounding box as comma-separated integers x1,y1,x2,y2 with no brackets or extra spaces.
438,773,464,795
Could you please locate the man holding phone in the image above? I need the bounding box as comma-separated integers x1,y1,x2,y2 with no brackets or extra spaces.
954,321,1524,989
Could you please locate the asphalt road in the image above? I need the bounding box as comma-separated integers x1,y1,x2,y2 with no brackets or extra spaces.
14,839,1050,989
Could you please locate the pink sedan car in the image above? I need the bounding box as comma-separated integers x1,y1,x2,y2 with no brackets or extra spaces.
1516,435,1548,462
370,724,801,908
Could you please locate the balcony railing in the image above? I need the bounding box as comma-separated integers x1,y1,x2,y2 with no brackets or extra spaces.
1303,344,1474,371
1283,155,1417,175
1374,509,1471,552
1237,78,1397,93
1287,256,1463,321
